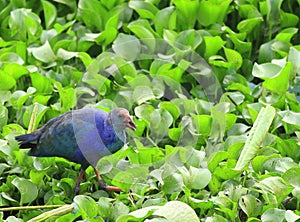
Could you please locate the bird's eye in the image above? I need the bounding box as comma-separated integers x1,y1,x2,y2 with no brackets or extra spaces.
118,114,122,118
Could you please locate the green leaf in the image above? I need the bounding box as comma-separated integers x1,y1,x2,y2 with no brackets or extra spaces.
162,173,183,194
30,72,53,93
127,147,164,165
280,110,300,127
258,40,277,63
12,177,38,205
97,158,113,175
224,47,243,70
58,87,77,112
275,28,298,43
0,90,12,106
238,4,261,18
42,0,57,29
255,176,293,206
191,114,212,136
28,41,56,63
117,201,199,222
0,52,24,64
266,0,283,24
198,0,232,26
209,103,229,142
112,171,134,192
252,62,282,79
154,6,176,36
173,0,199,30
134,104,155,123
214,160,240,180
275,138,300,162
176,30,203,50
3,63,29,79
127,20,157,51
9,8,42,42
159,101,181,121
283,167,300,189
185,148,206,168
129,1,158,20
73,195,99,219
22,103,49,129
151,109,173,139
156,201,200,222
252,154,281,173
128,19,157,40
261,208,285,222
57,49,78,61
288,47,300,75
112,34,141,60
78,52,93,69
133,86,155,105
235,105,276,171
186,167,211,190
204,36,226,59
0,70,16,90
2,124,26,138
285,210,300,221
30,169,47,188
0,106,8,131
280,12,299,28
168,128,181,141
117,206,157,222
78,0,106,31
225,113,237,131
263,62,291,93
151,59,190,82
239,194,262,217
33,95,51,105
237,17,263,34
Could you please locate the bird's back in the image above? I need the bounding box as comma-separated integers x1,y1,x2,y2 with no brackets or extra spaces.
16,108,125,167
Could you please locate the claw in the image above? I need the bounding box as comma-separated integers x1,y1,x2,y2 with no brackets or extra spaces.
74,168,85,196
93,166,122,193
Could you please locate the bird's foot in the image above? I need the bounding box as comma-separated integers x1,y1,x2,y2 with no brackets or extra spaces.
98,180,122,192
74,184,80,196
74,168,85,196
105,185,122,192
99,179,107,189
93,167,122,193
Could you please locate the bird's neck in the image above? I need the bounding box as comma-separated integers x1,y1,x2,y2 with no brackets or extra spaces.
115,129,126,143
104,119,126,142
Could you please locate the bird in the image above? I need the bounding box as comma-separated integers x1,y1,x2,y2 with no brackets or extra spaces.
15,108,136,195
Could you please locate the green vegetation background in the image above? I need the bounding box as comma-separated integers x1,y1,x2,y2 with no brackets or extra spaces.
0,0,300,221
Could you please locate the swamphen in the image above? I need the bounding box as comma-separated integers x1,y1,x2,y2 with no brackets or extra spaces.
15,108,136,195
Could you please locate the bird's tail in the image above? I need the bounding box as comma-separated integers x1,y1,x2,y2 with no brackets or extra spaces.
15,132,40,149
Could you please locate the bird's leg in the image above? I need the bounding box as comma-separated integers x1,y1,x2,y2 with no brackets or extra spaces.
74,168,85,196
93,166,122,192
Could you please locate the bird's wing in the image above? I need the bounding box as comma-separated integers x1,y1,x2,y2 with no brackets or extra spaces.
15,112,70,148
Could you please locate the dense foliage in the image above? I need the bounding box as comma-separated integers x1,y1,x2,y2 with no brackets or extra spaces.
0,0,300,221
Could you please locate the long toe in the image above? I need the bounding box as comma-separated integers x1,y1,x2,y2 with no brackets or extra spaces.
93,166,122,192
105,185,122,192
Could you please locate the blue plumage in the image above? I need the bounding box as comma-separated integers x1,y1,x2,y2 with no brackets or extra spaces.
15,108,136,195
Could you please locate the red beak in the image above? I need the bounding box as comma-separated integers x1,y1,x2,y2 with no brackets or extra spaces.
127,117,136,131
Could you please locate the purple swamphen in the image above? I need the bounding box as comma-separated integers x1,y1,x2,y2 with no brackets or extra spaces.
15,108,136,195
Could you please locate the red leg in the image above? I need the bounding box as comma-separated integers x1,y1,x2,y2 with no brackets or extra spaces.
93,166,122,192
74,168,85,196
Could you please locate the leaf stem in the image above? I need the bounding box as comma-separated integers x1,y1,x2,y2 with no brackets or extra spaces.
0,204,64,211
28,103,39,133
28,204,75,222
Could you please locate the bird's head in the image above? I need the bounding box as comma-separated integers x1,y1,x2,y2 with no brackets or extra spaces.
108,108,136,131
